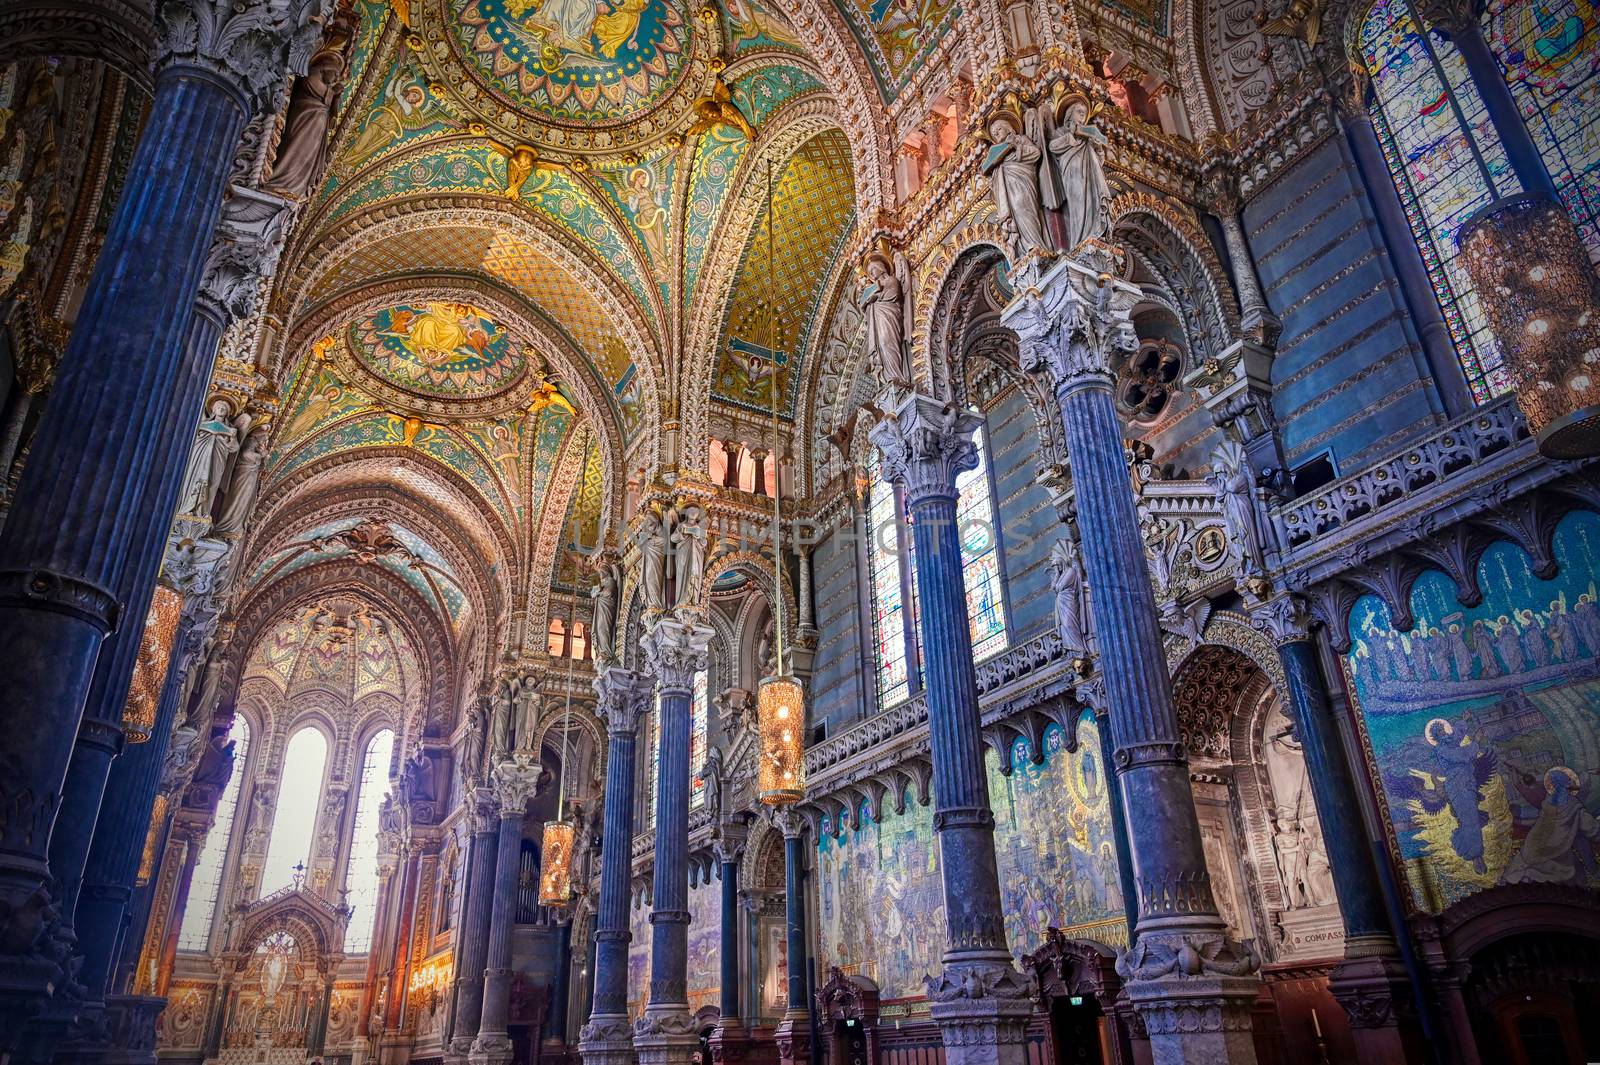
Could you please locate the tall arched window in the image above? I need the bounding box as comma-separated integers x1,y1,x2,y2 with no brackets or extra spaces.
261,726,328,896
866,418,1008,709
344,727,394,954
178,715,251,951
1361,0,1522,403
1485,0,1600,260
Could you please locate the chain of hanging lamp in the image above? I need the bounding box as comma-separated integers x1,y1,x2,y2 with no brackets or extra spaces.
757,158,805,805
539,420,592,906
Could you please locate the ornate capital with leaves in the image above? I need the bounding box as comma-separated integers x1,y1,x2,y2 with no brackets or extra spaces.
642,616,712,693
198,185,292,323
1005,253,1140,394
867,391,984,505
154,0,332,114
493,751,542,814
593,667,653,735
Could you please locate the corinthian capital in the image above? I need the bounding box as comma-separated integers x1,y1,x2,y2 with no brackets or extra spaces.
643,616,712,692
593,667,653,735
1003,253,1140,393
493,751,543,815
154,0,332,114
867,392,983,504
198,185,292,322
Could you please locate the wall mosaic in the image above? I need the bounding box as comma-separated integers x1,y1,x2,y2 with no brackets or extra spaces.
1345,509,1600,914
834,0,957,101
350,302,529,400
815,715,1122,999
686,873,722,1012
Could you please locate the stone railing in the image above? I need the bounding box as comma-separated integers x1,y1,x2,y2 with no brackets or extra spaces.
1267,395,1582,587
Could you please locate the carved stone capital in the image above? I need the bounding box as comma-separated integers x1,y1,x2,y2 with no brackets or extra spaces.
867,391,983,504
492,753,541,814
1003,252,1141,395
197,185,291,323
1251,594,1314,645
643,617,712,693
924,962,1034,1058
153,0,332,115
466,786,500,836
594,667,653,735
771,805,807,840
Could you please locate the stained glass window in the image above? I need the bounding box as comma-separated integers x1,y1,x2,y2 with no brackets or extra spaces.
866,459,912,707
1484,0,1600,261
690,669,709,809
1361,0,1521,402
957,426,1008,659
178,715,251,951
261,726,329,896
344,727,394,954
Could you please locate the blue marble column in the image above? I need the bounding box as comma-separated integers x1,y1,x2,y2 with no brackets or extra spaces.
450,788,502,1061
771,810,812,1065
549,916,574,1045
635,617,711,1065
1005,253,1260,1064
868,395,1033,1065
580,667,652,1065
1254,598,1422,1064
472,755,542,1065
0,0,314,1041
707,832,750,1065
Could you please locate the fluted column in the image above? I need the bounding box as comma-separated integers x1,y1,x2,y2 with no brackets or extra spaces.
1204,175,1281,348
1006,250,1260,1063
472,754,542,1065
0,0,320,1042
868,394,1033,1065
580,667,652,1065
1253,597,1423,1064
450,788,502,1061
708,831,749,1065
634,617,712,1065
771,810,812,1065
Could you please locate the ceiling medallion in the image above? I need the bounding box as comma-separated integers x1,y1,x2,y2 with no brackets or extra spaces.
421,0,724,160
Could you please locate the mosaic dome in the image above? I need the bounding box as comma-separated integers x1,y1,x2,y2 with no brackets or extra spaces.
346,301,531,406
423,0,714,157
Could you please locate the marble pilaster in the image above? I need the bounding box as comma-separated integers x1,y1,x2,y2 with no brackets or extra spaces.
1006,251,1260,1064
449,788,501,1061
472,755,542,1065
0,0,324,1042
868,394,1033,1065
1253,597,1423,1064
634,618,712,1065
579,667,653,1065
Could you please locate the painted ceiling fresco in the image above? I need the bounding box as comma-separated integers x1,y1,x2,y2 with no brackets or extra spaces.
837,0,958,101
351,302,529,401
243,596,421,705
714,129,854,417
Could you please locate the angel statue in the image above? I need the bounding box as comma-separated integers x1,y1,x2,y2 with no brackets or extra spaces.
1047,100,1113,251
687,76,756,141
590,559,621,662
639,508,669,611
1049,537,1090,656
671,505,709,610
485,139,547,199
857,245,914,394
980,109,1053,261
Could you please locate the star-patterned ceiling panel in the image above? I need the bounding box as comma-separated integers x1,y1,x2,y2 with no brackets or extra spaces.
305,226,497,306
714,128,854,417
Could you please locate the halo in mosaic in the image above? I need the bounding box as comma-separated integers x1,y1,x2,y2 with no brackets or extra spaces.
350,302,530,400
451,0,694,125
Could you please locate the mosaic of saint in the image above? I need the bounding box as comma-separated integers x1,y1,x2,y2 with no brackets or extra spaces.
454,0,693,124
1346,509,1600,914
815,717,1123,999
351,303,527,399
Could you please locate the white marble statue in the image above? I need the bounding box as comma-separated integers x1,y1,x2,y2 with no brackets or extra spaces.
1208,440,1268,579
640,509,668,611
858,248,913,392
671,505,708,609
211,427,267,537
1047,100,1113,251
179,401,246,518
981,111,1053,260
1049,537,1090,655
590,559,620,661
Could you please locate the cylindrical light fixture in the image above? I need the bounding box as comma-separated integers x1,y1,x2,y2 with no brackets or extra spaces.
1459,193,1600,458
758,673,805,804
123,585,184,742
538,817,576,907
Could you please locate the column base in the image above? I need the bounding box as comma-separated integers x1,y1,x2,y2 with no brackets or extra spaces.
469,1031,515,1065
773,1010,811,1065
633,1006,698,1065
708,1018,776,1065
1119,931,1261,1065
94,995,165,1065
925,961,1034,1065
1328,948,1425,1065
579,1012,638,1065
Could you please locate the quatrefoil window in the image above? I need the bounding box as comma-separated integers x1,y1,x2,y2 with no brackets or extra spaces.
1118,339,1184,421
